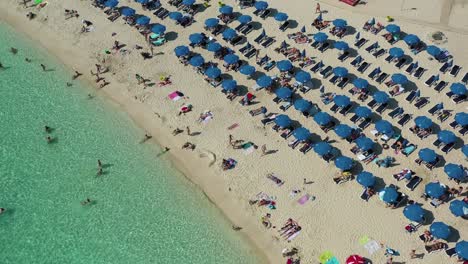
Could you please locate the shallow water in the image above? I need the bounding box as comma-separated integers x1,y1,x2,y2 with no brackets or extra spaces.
0,22,262,264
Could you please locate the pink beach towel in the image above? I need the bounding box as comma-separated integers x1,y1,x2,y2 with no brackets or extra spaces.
168,91,184,101
298,194,310,205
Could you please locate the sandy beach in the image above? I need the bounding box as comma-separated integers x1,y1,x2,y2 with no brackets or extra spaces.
1,0,467,263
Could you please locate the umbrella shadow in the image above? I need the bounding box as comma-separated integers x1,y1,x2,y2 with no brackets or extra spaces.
165,31,178,41
195,4,207,13
346,26,357,36
447,227,461,243
288,20,299,30
250,21,263,31
236,85,249,96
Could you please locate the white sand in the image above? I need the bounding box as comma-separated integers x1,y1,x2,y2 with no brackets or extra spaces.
1,0,466,263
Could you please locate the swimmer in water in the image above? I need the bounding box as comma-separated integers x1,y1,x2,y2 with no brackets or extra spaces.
140,134,152,143
81,198,92,206
0,208,6,214
45,126,52,133
10,47,18,54
25,58,32,63
46,136,52,143
40,64,46,71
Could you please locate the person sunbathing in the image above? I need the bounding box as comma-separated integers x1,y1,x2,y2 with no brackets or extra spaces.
425,242,447,253
421,230,433,243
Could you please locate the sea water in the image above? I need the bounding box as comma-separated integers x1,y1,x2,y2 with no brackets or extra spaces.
0,22,262,264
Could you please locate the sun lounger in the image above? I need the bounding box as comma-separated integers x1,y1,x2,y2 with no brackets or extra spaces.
241,24,253,35
299,142,313,154
261,37,275,48
359,118,371,129
373,48,386,58
338,51,350,62
330,103,340,112
281,128,293,139
354,38,368,48
239,42,251,53
329,75,339,84
450,65,461,77
388,107,404,119
414,97,429,109
263,60,276,71
318,42,330,53
337,77,349,89
339,104,352,115
368,68,380,79
367,99,377,108
453,94,467,104
445,247,457,258
438,110,451,122
310,61,324,73
350,55,362,67
280,101,292,111
439,62,451,73
376,103,388,114
360,188,372,202
365,42,378,53
254,32,266,43
441,142,454,153
245,48,257,58
461,72,468,84
413,67,425,79
288,139,300,148
434,81,447,92
235,23,247,32
425,75,437,87
259,9,271,19
311,40,320,49
357,62,369,73
405,63,417,74
300,84,312,94
350,114,360,123
230,36,243,46
319,66,333,78
427,104,441,115
405,176,422,191
397,114,411,126
375,72,388,84
279,21,290,31
460,126,468,136
385,54,394,63
405,90,418,103
395,58,407,68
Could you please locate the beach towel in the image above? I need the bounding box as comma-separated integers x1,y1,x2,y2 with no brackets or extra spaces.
168,91,184,101
266,173,284,186
363,240,381,255
298,194,311,205
242,142,255,155
228,123,239,130
287,231,301,241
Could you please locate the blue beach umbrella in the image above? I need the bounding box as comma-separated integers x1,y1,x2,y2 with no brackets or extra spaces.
222,28,237,40
136,0,148,3
294,99,312,112
334,124,352,138
239,65,255,76
295,71,311,83
381,187,398,203
205,67,221,79
314,112,331,126
334,41,349,51
238,15,252,24
182,0,195,5
357,172,375,187
221,79,237,91
277,60,293,72
463,145,468,158
386,24,400,34
456,241,468,260
414,116,432,129
293,127,311,141
121,7,135,17
314,142,332,156
335,156,354,171
275,12,288,22
136,16,150,25
450,83,467,95
427,45,441,57
455,112,468,126
314,32,328,43
354,106,371,118
356,137,374,151
425,182,445,198
334,95,350,107
333,67,348,77
174,45,189,57
205,18,219,28
219,5,233,14
189,33,204,44
274,115,291,128
256,75,272,87
450,200,468,217
375,120,393,135
353,78,368,89
275,87,293,99
444,164,465,180
224,54,239,65
104,0,118,8
389,47,404,58
169,12,183,21
403,204,425,222
391,73,408,84
333,19,347,28
207,42,222,52
438,130,456,144
151,24,166,34
419,148,437,163
430,222,451,240
403,34,420,46
189,55,204,67
301,25,306,33
373,91,389,104
254,1,268,10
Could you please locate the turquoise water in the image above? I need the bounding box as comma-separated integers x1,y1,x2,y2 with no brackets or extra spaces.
0,22,262,264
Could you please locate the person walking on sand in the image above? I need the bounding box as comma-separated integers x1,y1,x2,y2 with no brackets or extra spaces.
72,70,82,80
100,80,110,88
186,126,191,136
315,2,321,13
261,144,267,156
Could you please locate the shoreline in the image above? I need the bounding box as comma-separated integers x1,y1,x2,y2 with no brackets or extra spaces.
0,5,277,264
